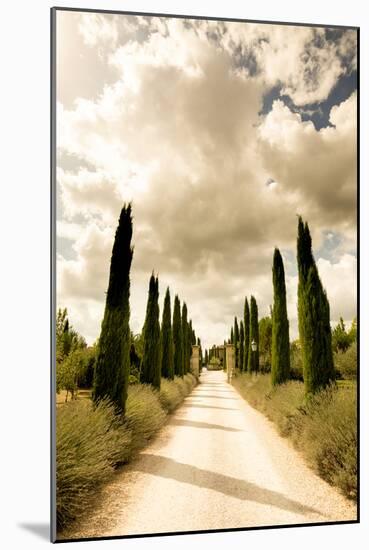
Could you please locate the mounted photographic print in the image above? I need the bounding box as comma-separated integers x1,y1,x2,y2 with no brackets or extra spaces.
51,7,358,543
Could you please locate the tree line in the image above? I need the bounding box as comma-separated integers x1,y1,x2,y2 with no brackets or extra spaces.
226,217,347,395
60,204,202,415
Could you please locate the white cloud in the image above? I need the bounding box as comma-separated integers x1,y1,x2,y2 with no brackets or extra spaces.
55,14,357,349
317,254,357,321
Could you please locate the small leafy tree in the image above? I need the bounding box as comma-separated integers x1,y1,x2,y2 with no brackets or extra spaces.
57,349,89,401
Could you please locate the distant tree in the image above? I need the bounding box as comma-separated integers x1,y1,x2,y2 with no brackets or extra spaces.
188,319,195,371
247,296,259,372
141,274,161,389
205,349,209,365
234,317,239,369
230,326,234,345
161,287,174,379
56,308,86,364
271,248,290,385
239,321,245,372
297,217,335,394
57,348,91,401
197,337,202,372
332,317,352,353
93,204,133,414
173,295,184,377
348,317,357,343
243,297,250,372
78,345,97,388
259,316,273,372
182,303,189,374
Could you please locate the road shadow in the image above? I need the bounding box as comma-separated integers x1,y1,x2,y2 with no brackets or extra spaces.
181,404,238,411
134,454,322,518
18,523,49,541
171,418,244,432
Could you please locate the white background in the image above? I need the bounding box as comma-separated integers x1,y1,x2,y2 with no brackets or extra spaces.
0,0,367,548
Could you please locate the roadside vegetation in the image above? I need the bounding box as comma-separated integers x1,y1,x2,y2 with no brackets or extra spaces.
223,217,357,502
57,373,197,530
232,373,356,500
56,204,201,531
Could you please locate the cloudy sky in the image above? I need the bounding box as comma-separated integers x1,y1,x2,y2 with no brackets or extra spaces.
56,10,357,350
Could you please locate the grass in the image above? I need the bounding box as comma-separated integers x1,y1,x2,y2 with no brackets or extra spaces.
232,372,357,500
56,374,197,530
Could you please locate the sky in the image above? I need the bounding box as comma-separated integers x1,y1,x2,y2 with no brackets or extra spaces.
56,11,357,350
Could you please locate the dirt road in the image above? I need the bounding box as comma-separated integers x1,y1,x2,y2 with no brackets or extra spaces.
63,369,356,539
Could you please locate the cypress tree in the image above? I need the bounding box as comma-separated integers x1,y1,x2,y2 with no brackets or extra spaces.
188,319,195,370
234,317,239,369
205,349,208,365
271,248,290,385
230,326,234,344
247,295,259,372
141,274,161,389
173,295,183,377
161,287,174,380
297,218,335,393
243,297,250,372
182,302,189,374
239,320,244,372
93,204,133,414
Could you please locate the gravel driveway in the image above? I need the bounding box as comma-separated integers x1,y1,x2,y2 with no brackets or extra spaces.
62,369,356,539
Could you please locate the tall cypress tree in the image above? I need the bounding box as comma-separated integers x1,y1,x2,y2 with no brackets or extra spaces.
173,295,183,377
182,302,189,374
271,248,290,385
247,295,259,372
234,317,239,369
205,348,208,365
243,297,250,372
230,326,234,345
239,321,244,372
161,287,174,380
188,319,194,370
93,204,133,414
141,274,161,389
297,218,334,393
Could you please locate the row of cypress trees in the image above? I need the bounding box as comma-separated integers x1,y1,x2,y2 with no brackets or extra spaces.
229,217,335,395
93,204,200,415
230,295,259,373
140,276,198,389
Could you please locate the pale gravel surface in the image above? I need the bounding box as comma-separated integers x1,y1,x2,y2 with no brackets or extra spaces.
61,370,356,539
